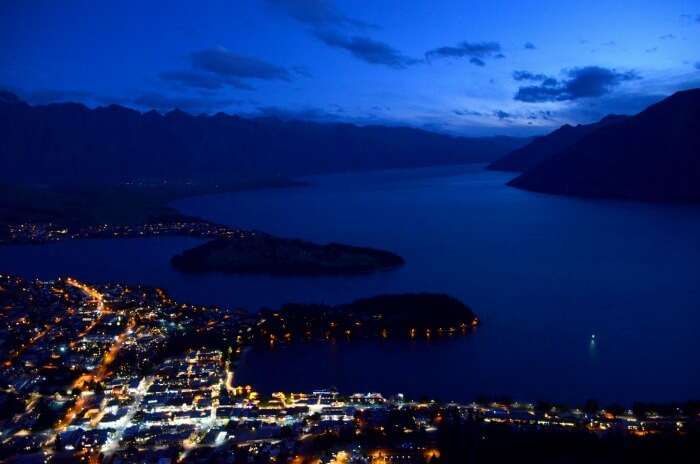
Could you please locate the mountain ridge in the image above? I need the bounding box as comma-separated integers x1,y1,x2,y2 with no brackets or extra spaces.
0,92,527,185
508,88,700,203
487,114,628,172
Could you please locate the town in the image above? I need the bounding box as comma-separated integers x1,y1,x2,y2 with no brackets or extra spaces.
1,274,697,463
0,220,250,245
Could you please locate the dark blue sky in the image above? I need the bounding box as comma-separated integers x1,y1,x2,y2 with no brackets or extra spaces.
2,0,699,135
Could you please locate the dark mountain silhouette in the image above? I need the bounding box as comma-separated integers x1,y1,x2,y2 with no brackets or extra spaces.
487,114,628,172
508,89,700,202
0,93,526,185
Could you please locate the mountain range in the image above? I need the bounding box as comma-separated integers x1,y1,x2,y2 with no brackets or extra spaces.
494,88,700,203
0,91,526,185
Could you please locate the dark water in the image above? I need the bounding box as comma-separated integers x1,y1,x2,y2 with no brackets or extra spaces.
2,165,699,404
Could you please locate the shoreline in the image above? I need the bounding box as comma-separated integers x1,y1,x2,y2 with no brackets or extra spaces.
0,179,406,277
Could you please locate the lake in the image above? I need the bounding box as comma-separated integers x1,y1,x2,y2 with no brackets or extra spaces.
2,164,699,404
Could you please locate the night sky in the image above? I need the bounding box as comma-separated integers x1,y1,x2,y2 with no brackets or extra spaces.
2,0,699,135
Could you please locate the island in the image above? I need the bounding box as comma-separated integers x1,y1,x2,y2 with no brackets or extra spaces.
170,235,405,275
257,293,478,341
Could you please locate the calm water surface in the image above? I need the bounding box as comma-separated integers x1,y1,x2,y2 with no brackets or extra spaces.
2,165,699,404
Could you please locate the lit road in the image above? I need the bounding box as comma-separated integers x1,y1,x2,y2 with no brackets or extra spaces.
55,279,137,431
66,277,111,345
100,376,153,457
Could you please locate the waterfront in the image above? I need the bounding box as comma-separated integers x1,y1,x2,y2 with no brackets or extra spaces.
1,274,695,462
2,165,700,403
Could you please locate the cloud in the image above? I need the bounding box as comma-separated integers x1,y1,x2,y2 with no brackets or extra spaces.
494,110,511,120
659,34,675,40
191,47,291,81
512,70,549,81
524,42,536,50
453,109,483,117
265,0,375,30
425,41,503,65
131,93,240,113
157,47,295,93
267,0,417,70
514,66,640,102
159,70,253,91
251,104,399,127
531,72,700,126
314,30,419,68
680,13,700,23
530,110,555,121
254,105,344,121
11,88,96,105
291,65,313,78
452,107,559,129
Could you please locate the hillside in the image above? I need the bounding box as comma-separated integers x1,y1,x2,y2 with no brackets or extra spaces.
508,89,700,202
487,115,628,172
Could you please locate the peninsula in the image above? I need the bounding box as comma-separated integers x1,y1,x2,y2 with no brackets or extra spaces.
257,293,478,341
